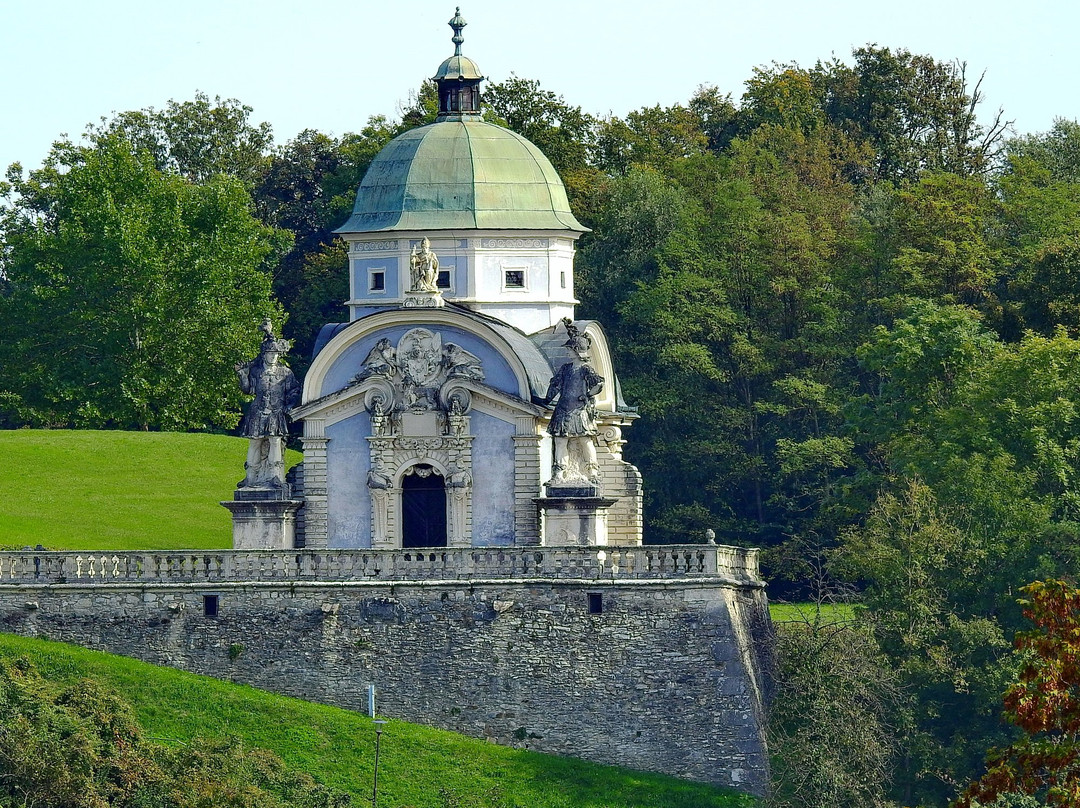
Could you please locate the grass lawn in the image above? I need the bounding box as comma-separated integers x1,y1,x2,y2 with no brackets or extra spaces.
0,429,300,551
769,601,856,624
0,633,755,808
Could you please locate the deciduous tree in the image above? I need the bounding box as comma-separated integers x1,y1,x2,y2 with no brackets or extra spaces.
0,133,289,430
955,580,1080,808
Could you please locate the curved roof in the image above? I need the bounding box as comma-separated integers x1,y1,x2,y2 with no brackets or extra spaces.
334,120,587,234
433,54,483,81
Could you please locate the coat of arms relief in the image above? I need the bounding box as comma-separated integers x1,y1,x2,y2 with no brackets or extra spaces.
350,328,484,548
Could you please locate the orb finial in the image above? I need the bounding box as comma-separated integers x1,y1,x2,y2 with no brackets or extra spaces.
449,7,466,56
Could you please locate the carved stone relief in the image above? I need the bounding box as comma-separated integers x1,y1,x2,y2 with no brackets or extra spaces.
351,328,483,415
480,238,549,249
351,240,399,252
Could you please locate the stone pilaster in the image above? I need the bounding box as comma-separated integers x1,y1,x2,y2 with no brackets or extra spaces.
300,421,329,549
513,416,542,545
596,421,643,546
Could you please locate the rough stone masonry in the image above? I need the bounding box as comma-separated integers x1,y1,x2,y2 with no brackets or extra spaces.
0,546,771,796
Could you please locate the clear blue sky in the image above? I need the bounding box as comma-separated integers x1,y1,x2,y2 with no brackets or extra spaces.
2,0,1076,174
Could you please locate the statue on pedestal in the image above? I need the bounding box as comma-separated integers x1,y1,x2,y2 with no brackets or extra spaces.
543,319,604,486
235,318,301,491
409,237,440,292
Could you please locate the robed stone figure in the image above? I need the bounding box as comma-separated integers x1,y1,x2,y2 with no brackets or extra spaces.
543,320,604,486
236,319,301,490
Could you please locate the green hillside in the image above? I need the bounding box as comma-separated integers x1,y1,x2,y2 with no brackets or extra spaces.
0,429,300,550
0,633,753,808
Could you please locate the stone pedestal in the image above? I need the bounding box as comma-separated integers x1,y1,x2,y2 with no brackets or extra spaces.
402,290,445,308
222,489,304,549
536,485,617,546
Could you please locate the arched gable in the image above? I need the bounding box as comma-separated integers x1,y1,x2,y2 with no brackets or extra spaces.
303,308,539,404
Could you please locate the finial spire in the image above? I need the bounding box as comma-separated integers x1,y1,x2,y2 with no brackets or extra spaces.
449,7,466,56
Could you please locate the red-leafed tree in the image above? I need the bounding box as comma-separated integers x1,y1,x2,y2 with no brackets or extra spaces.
954,579,1080,807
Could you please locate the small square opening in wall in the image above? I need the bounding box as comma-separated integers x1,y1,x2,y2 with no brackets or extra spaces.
203,595,219,617
437,268,451,289
504,269,525,289
369,269,385,292
588,593,603,614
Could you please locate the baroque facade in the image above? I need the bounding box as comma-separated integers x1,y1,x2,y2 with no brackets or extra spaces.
281,10,643,551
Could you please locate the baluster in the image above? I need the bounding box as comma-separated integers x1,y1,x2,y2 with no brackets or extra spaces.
718,548,732,577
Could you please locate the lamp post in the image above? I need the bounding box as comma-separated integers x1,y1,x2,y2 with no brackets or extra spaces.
372,719,388,808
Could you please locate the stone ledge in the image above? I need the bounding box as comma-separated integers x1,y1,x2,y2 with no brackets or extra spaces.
0,545,762,587
0,575,766,593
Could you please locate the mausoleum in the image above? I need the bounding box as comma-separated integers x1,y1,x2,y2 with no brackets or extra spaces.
277,9,642,552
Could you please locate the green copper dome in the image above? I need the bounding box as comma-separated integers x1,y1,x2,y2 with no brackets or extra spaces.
335,120,587,234
433,54,483,81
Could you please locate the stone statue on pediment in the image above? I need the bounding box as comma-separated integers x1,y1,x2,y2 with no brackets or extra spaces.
354,338,397,383
409,237,440,292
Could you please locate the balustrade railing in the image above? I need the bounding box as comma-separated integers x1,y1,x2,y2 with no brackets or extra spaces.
0,545,761,587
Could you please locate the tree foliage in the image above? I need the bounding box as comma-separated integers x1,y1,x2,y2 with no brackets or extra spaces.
768,616,898,808
955,580,1080,808
95,92,274,188
0,132,289,429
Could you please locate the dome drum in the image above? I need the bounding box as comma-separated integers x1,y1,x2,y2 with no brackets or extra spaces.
343,232,579,333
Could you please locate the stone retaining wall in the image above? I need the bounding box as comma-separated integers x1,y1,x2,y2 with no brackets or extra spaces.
0,546,772,796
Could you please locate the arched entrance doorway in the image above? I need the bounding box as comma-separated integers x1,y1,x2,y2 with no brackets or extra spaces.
401,465,447,548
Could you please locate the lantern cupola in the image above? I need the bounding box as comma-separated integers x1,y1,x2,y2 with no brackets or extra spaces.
433,7,484,120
